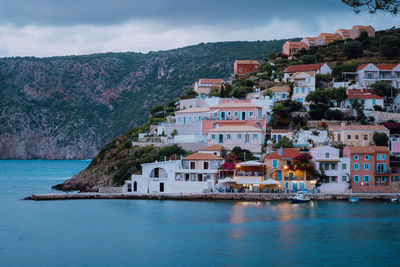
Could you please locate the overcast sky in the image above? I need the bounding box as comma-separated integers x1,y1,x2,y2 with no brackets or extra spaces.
0,0,398,57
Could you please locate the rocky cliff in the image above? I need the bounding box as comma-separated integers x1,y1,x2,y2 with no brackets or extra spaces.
0,40,291,159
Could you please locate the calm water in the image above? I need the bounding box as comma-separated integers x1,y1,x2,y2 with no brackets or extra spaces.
1,160,400,266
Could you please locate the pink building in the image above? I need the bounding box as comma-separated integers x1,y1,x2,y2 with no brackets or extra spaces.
343,146,391,193
201,100,265,133
282,41,308,57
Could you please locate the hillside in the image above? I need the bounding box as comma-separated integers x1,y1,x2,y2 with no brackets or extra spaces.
0,39,295,159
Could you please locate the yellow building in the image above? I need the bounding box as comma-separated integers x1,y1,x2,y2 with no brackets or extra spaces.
328,124,389,146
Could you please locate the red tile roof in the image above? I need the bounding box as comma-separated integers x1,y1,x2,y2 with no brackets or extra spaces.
234,60,260,65
357,63,399,71
284,63,325,73
198,144,227,152
198,79,223,85
345,146,389,154
183,152,223,160
264,148,301,160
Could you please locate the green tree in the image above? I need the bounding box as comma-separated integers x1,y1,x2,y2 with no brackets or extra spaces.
342,41,363,58
342,0,399,14
325,109,345,120
301,54,316,64
231,86,251,98
373,132,389,146
150,105,165,118
268,52,276,61
231,146,257,161
273,136,294,149
371,81,394,98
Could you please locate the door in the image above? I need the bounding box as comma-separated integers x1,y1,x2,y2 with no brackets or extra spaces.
245,134,250,144
277,171,282,180
292,182,298,192
300,182,305,191
133,181,137,192
160,182,164,192
241,111,246,120
221,112,226,120
218,134,224,144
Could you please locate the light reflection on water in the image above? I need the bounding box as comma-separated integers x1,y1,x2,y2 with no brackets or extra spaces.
1,161,400,266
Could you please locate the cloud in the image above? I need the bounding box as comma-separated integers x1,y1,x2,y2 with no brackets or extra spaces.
0,1,398,57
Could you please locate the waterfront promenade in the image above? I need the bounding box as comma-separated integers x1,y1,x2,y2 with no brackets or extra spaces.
24,192,400,201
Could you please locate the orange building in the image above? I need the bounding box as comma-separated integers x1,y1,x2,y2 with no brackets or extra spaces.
234,60,260,76
318,33,341,44
282,41,308,57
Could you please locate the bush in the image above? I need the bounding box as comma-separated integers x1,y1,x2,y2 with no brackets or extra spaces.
273,136,294,149
325,109,344,120
301,54,316,64
373,132,389,146
373,105,385,111
342,41,363,58
231,86,251,98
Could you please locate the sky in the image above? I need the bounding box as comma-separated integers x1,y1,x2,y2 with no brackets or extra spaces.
0,0,399,57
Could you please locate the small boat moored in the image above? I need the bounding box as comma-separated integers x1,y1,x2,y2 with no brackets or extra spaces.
290,191,310,204
391,198,399,203
349,197,359,203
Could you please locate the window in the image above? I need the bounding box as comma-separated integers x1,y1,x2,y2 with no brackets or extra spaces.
160,182,164,192
302,88,305,93
353,176,360,182
342,176,347,182
190,162,196,169
355,135,359,140
363,176,370,182
325,153,329,158
364,163,370,170
372,100,376,105
342,163,347,170
227,112,231,116
382,154,387,160
249,111,254,117
227,134,231,139
203,162,209,170
377,155,380,160
253,134,258,139
331,176,337,182
307,77,311,83
396,176,399,181
296,88,299,93
234,111,239,118
308,87,311,93
348,135,351,140
353,154,359,160
382,176,388,182
353,163,360,170
331,164,337,170
364,134,368,140
377,163,386,173
272,160,278,168
211,134,215,139
365,154,370,160
237,134,242,140
324,164,330,170
239,68,242,73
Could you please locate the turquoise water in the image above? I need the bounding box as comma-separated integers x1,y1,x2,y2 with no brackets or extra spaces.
1,160,400,266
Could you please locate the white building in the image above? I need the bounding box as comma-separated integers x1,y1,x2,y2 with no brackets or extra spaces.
290,72,316,104
344,89,384,110
284,63,332,81
125,153,223,194
300,37,326,47
194,79,223,95
175,107,210,125
356,63,400,89
310,146,350,193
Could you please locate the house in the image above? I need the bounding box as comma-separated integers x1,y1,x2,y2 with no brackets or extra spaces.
233,161,278,192
300,37,325,47
126,153,223,194
290,71,316,104
335,29,351,40
345,89,384,110
318,32,341,44
175,107,210,125
310,146,350,193
197,144,228,157
349,25,375,39
264,85,291,102
271,129,294,142
343,146,391,193
264,148,316,192
328,124,389,146
284,63,332,80
356,63,400,89
234,60,260,76
207,125,264,154
194,79,223,95
293,129,329,147
202,100,265,133
282,41,308,57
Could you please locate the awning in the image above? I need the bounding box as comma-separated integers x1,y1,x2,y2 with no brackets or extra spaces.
235,177,263,184
237,161,265,167
261,179,281,185
218,178,235,183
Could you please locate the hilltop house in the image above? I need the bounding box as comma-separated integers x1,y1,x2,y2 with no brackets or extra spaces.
328,124,389,146
318,33,341,44
356,63,400,89
234,60,260,76
265,84,291,102
126,153,223,194
344,89,384,110
264,148,316,192
343,146,391,193
282,41,308,58
310,146,350,193
335,29,351,40
300,37,325,47
284,63,331,80
207,125,264,154
194,79,223,96
350,25,375,39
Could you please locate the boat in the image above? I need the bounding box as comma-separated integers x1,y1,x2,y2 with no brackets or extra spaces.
391,198,399,203
290,191,310,203
349,197,359,203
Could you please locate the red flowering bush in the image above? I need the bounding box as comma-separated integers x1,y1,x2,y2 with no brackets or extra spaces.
290,153,316,174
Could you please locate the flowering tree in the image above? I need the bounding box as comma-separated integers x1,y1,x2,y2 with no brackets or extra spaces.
220,152,242,177
290,153,316,178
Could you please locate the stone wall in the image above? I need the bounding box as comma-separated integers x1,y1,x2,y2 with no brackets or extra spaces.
98,187,123,194
369,111,400,123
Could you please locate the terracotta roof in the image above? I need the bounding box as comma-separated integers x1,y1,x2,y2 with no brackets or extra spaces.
356,64,369,71
271,129,293,133
175,107,210,114
213,102,259,108
328,125,389,131
303,37,317,41
234,60,260,65
357,63,399,71
183,152,223,161
292,71,315,78
265,148,301,160
345,146,389,154
208,125,263,132
198,79,223,85
347,93,384,100
264,85,291,92
337,29,350,33
284,63,326,73
198,144,227,151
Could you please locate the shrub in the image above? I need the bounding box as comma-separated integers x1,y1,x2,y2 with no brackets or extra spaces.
325,109,344,120
342,41,363,58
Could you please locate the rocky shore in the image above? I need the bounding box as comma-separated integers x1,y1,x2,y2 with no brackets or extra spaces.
24,192,400,201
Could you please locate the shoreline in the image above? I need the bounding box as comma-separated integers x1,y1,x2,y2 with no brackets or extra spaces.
23,192,400,201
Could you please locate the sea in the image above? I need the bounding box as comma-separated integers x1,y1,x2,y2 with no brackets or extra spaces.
1,160,400,266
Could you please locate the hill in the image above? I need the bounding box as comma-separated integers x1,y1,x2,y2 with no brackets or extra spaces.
0,39,296,159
